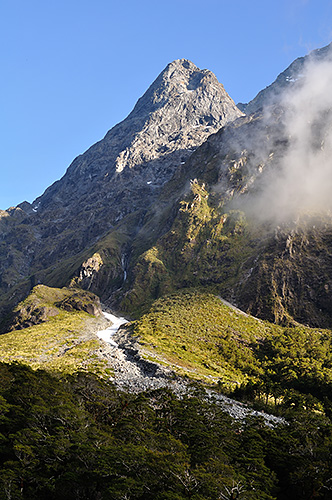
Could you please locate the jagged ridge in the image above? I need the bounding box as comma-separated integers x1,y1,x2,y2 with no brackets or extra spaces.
0,59,242,320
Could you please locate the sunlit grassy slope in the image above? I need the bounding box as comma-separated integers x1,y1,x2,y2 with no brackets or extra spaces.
134,289,278,385
0,285,112,377
134,289,332,393
0,311,112,375
3,283,332,406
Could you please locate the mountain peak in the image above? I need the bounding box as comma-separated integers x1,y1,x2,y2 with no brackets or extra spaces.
167,58,196,69
129,58,234,120
162,58,212,80
35,59,243,215
0,60,243,305
162,58,218,90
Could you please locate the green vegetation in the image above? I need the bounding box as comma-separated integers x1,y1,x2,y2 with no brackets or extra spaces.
4,285,332,498
1,362,332,500
123,176,332,329
123,181,257,315
2,183,332,497
134,289,332,417
7,284,102,330
0,285,110,377
134,290,275,384
0,310,109,376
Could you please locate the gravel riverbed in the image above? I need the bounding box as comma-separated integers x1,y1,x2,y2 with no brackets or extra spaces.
95,311,285,428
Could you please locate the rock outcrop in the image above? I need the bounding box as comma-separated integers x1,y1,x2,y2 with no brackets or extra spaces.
0,59,242,315
6,285,102,332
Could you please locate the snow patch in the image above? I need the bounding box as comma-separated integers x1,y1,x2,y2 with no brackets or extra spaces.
285,76,298,83
32,202,41,212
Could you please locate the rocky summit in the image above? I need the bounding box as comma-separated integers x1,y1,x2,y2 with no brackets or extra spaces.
0,59,243,321
34,58,242,223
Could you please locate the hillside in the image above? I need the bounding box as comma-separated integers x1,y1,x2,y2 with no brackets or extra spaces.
2,44,332,499
124,111,332,326
1,286,332,498
0,59,242,325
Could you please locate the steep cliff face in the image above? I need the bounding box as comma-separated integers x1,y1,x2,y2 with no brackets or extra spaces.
120,115,281,315
125,126,332,326
0,59,242,316
34,59,242,222
125,61,332,327
4,46,332,330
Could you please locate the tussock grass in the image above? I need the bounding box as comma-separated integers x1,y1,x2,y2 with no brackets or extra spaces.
0,286,112,377
134,289,280,387
0,310,109,375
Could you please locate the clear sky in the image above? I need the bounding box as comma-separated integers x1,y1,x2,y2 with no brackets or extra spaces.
1,0,332,210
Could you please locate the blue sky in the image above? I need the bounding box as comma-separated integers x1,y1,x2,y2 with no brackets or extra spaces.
1,0,332,209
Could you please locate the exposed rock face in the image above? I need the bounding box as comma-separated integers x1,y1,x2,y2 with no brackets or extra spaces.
125,64,332,326
233,217,332,327
34,59,242,232
0,59,242,309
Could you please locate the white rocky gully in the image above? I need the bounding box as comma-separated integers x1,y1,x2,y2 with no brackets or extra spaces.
96,310,285,428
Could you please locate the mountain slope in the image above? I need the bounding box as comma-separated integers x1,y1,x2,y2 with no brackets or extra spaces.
0,59,243,321
3,46,332,331
3,47,332,500
238,41,332,114
124,47,332,327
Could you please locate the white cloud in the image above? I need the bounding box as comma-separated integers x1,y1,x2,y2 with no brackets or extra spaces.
244,49,332,223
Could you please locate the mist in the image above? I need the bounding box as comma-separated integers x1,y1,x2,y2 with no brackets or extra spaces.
241,50,332,224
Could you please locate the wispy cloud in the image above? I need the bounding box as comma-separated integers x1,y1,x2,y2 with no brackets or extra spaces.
240,48,332,223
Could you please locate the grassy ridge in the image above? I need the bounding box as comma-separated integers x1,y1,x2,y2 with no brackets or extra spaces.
134,290,278,386
0,285,112,377
134,289,332,413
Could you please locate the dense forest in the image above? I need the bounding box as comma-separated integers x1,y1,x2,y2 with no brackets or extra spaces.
0,362,332,500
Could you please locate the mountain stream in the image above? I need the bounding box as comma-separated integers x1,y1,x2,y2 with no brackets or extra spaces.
95,309,285,428
96,312,128,347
